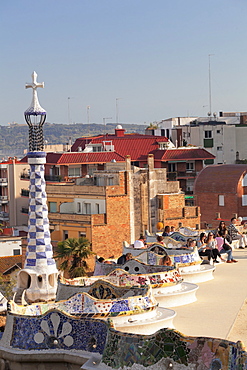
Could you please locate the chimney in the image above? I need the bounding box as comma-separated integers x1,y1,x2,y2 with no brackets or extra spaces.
125,155,131,171
147,154,154,171
115,126,125,137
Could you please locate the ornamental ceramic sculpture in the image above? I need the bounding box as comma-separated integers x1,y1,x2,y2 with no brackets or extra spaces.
15,72,58,303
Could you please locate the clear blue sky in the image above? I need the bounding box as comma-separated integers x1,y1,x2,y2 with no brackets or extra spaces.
1,0,247,126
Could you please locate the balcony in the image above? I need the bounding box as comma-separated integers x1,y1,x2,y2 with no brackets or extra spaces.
0,178,8,186
45,175,62,182
0,195,8,204
177,171,197,179
167,171,197,181
49,213,92,223
167,172,177,181
21,173,62,182
0,212,9,221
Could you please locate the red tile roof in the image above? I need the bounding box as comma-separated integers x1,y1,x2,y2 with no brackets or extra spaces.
0,255,22,275
71,133,169,162
159,148,215,161
57,151,125,164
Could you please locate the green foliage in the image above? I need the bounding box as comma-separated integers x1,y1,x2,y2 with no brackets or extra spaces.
55,237,94,278
0,274,16,301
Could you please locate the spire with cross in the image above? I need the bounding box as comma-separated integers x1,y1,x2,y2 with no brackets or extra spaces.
15,72,58,304
25,71,46,115
24,71,46,151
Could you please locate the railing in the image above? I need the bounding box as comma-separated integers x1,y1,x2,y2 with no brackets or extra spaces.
45,175,62,182
0,178,7,185
49,213,92,223
21,173,62,182
0,212,9,221
177,171,197,178
167,172,177,181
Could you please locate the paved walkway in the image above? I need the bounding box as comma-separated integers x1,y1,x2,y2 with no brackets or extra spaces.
173,249,247,344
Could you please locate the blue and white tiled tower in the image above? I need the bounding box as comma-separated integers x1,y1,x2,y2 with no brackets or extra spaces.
16,72,58,303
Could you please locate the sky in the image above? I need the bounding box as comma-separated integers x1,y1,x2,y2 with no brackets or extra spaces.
1,0,247,126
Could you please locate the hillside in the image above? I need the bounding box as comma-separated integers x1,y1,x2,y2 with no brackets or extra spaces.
0,122,146,158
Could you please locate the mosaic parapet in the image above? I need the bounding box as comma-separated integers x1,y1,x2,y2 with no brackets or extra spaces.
122,243,201,266
8,281,157,318
3,310,109,353
135,247,201,267
97,256,200,278
145,231,198,244
59,268,183,293
101,326,247,370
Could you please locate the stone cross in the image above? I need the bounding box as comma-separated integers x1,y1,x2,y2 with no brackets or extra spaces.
26,71,44,102
26,71,44,90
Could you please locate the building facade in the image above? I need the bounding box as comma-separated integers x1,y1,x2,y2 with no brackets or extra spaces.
47,155,200,264
194,164,247,228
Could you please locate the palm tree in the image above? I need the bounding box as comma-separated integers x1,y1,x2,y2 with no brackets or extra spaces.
55,237,94,278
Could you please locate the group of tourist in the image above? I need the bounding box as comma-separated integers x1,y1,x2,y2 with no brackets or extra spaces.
95,217,246,271
196,217,247,264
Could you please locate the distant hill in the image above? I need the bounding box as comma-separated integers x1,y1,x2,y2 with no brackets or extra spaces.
0,122,146,158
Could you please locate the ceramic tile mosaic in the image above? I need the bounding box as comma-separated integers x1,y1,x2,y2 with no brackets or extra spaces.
59,267,183,294
102,326,247,369
98,257,200,278
9,283,156,318
11,311,108,353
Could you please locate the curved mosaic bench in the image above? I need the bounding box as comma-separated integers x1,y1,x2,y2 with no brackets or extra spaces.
7,281,176,335
1,312,246,369
91,326,247,370
122,246,215,284
60,268,198,308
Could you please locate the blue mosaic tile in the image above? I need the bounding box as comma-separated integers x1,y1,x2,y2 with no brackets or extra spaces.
11,312,108,353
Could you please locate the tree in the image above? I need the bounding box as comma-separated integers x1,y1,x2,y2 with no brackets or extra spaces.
55,237,94,278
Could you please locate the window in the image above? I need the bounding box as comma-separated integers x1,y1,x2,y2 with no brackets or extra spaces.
242,195,247,206
77,202,81,213
217,146,223,151
217,130,221,134
219,195,224,206
204,138,214,148
21,207,29,214
204,159,214,165
63,230,69,240
96,203,100,214
186,162,194,171
68,167,81,177
204,130,212,138
93,146,102,152
84,203,91,214
49,202,57,213
168,163,176,172
107,178,114,186
13,249,20,255
79,232,86,238
21,189,29,197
